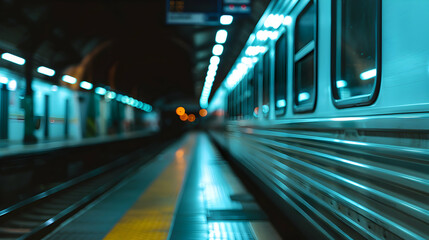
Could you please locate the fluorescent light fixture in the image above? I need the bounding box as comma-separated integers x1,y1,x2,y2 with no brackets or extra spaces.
210,56,220,65
215,30,228,44
7,80,17,91
62,75,77,84
245,46,266,56
283,15,292,26
336,80,348,88
0,77,8,84
262,104,269,113
256,30,269,41
264,14,284,29
207,69,217,77
360,68,377,80
205,75,215,83
1,53,25,65
276,99,286,108
106,91,116,99
212,44,224,56
208,64,218,72
80,81,93,90
220,15,233,25
298,92,310,102
51,85,58,92
270,31,279,40
95,87,107,95
37,66,55,77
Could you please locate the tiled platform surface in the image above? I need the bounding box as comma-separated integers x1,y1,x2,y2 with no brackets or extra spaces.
43,132,280,240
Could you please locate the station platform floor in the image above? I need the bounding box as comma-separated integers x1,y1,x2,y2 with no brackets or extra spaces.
42,132,281,240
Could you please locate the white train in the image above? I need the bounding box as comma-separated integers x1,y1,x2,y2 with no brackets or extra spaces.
208,0,429,239
0,66,158,143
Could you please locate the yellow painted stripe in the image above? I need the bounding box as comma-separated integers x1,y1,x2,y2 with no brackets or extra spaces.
104,146,189,240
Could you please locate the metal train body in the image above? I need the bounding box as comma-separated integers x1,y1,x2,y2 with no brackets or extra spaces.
209,0,429,239
0,67,158,143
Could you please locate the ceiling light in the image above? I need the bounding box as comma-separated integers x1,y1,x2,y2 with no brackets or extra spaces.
62,75,77,84
220,15,233,25
37,66,55,77
215,30,228,44
95,87,107,95
212,44,224,56
210,56,220,65
80,81,93,90
1,53,25,65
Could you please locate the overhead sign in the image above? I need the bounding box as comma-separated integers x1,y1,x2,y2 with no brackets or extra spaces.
223,0,251,14
166,0,222,25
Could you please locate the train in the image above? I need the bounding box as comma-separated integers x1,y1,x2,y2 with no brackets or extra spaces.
0,65,158,143
207,0,429,239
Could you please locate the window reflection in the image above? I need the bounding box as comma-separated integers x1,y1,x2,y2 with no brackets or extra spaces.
275,33,287,115
294,1,316,111
334,0,378,101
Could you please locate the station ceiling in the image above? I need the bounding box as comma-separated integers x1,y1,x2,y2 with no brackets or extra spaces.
0,0,269,108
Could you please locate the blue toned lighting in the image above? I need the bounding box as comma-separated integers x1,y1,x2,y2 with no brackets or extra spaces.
360,68,376,80
37,66,55,77
283,15,292,26
62,75,77,84
210,56,220,65
80,81,93,90
106,91,116,99
220,15,233,25
0,77,8,84
276,99,286,108
256,30,270,41
121,95,128,104
1,53,25,65
212,44,224,56
207,69,217,77
95,87,107,95
7,80,17,91
51,85,58,92
262,104,269,113
298,92,310,102
208,64,218,72
336,80,348,88
215,30,228,44
264,14,284,29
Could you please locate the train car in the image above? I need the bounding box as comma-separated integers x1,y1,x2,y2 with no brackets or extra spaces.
0,66,156,143
208,0,429,239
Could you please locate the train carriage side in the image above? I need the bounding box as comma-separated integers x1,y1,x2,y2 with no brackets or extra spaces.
209,0,429,239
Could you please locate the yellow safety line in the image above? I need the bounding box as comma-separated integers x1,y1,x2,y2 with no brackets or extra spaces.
104,147,189,240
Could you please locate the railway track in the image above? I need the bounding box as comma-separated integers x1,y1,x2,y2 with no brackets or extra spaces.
0,140,171,240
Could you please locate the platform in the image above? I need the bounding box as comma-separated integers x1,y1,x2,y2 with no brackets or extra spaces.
43,132,280,240
0,130,155,158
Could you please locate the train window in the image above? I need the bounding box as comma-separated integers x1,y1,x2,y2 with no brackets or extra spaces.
262,51,270,118
246,73,254,119
253,63,260,118
332,0,380,107
294,1,317,113
275,33,287,116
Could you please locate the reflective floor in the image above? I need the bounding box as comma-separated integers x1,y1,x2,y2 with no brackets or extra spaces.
43,132,280,240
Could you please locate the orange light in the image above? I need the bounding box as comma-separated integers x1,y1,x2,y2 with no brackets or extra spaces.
176,107,185,116
180,113,188,121
176,149,184,158
254,107,259,115
199,109,208,117
188,114,196,122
